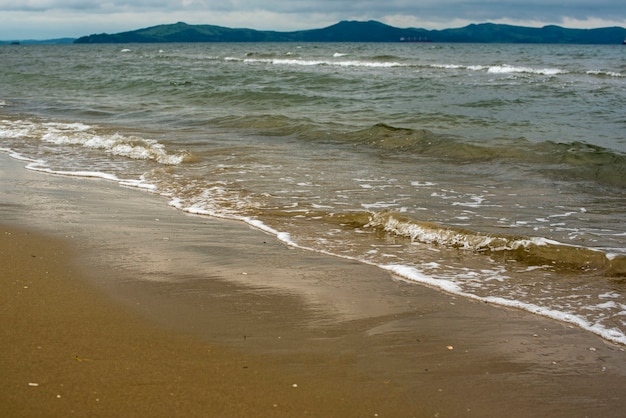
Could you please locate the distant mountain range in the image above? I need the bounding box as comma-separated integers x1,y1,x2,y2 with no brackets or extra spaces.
0,38,75,45
3,21,626,45
74,20,626,44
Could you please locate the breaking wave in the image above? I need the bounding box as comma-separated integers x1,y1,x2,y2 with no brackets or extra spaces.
366,210,626,277
0,118,190,165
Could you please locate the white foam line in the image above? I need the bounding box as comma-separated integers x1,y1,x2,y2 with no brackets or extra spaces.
381,263,626,346
1,147,158,189
26,165,122,181
243,57,406,68
0,148,41,164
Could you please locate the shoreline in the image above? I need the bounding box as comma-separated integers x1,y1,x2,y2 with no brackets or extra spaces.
2,152,626,416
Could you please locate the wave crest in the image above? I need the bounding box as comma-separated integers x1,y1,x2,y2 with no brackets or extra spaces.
0,119,190,165
367,210,626,277
346,124,626,188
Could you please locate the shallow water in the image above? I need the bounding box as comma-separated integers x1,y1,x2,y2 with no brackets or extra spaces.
1,42,625,344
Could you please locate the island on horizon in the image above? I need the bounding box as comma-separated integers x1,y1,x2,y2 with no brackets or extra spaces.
72,20,626,45
2,20,626,45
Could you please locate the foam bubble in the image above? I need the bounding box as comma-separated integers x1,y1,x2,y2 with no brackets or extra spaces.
411,181,436,187
599,292,621,299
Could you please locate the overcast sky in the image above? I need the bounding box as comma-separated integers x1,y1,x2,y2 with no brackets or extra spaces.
1,1,625,40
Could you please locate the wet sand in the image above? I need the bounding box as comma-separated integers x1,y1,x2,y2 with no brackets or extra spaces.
2,153,626,417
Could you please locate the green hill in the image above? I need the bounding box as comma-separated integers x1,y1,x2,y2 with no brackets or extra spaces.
73,20,626,44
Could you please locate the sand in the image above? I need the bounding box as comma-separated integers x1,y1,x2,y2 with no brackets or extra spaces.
1,224,412,417
2,152,626,417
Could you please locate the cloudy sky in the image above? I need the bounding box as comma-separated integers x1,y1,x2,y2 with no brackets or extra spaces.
1,0,625,40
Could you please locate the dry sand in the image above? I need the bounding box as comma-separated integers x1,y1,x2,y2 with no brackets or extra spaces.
2,153,626,417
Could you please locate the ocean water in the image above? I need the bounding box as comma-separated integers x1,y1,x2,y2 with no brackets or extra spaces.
1,42,625,344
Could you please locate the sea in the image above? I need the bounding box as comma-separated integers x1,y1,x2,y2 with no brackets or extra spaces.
1,42,625,344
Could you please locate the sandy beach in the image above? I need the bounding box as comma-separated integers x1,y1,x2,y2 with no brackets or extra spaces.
2,152,626,417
